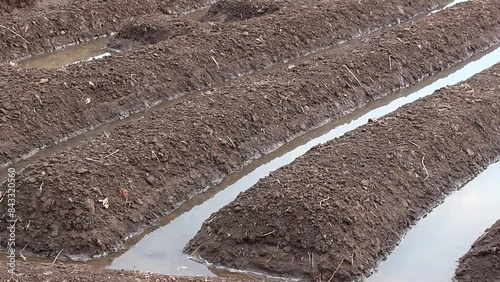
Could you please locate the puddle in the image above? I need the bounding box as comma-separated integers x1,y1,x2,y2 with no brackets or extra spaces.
16,37,113,69
431,0,468,14
366,162,500,282
90,46,500,277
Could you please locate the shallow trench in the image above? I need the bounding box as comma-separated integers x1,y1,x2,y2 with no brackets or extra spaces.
366,162,500,281
0,0,470,177
75,46,500,279
15,37,114,69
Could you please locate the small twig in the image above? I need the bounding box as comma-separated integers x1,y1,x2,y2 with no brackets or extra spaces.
266,254,275,263
19,243,29,262
211,56,220,68
407,140,421,150
327,258,345,282
84,157,103,163
343,65,365,88
389,55,392,71
319,196,330,207
103,149,119,159
477,230,490,242
34,94,44,106
257,230,276,237
52,249,63,263
421,155,429,181
0,25,29,44
226,136,235,147
207,215,220,223
189,244,204,256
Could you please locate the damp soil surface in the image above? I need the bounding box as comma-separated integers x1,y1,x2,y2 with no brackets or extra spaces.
0,0,37,12
0,0,440,167
0,262,241,282
0,0,498,262
455,219,500,282
0,0,221,62
186,63,500,281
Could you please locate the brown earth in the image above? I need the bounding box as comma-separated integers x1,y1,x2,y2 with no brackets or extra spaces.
455,220,500,282
0,0,37,12
0,261,243,282
109,0,284,49
185,60,500,280
0,0,214,62
0,0,440,167
199,0,280,23
0,0,498,261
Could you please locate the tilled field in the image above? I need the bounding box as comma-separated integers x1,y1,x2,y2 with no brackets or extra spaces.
0,0,215,62
455,220,500,282
0,0,440,167
1,0,500,281
187,62,500,280
1,0,499,261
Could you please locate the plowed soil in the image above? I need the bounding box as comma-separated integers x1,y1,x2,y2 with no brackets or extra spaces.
187,61,500,281
455,220,500,282
0,0,439,167
199,0,280,22
0,0,36,12
0,0,215,62
1,0,498,261
0,261,240,282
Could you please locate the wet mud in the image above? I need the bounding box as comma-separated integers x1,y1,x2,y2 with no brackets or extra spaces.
455,220,500,282
187,61,500,281
0,0,439,167
0,261,241,282
0,0,221,63
0,0,498,261
199,0,280,23
0,0,161,62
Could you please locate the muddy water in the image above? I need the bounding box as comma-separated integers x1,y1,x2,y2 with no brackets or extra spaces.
16,37,113,69
366,162,500,282
92,46,500,277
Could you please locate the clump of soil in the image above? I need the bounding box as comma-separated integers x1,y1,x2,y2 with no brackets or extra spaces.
455,220,500,282
186,63,500,281
200,0,280,22
0,261,240,282
108,16,201,50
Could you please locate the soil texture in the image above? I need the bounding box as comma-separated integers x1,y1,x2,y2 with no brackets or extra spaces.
0,0,36,12
455,220,500,282
0,0,214,62
199,0,280,23
0,0,439,167
0,261,241,282
0,0,498,261
187,61,500,281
